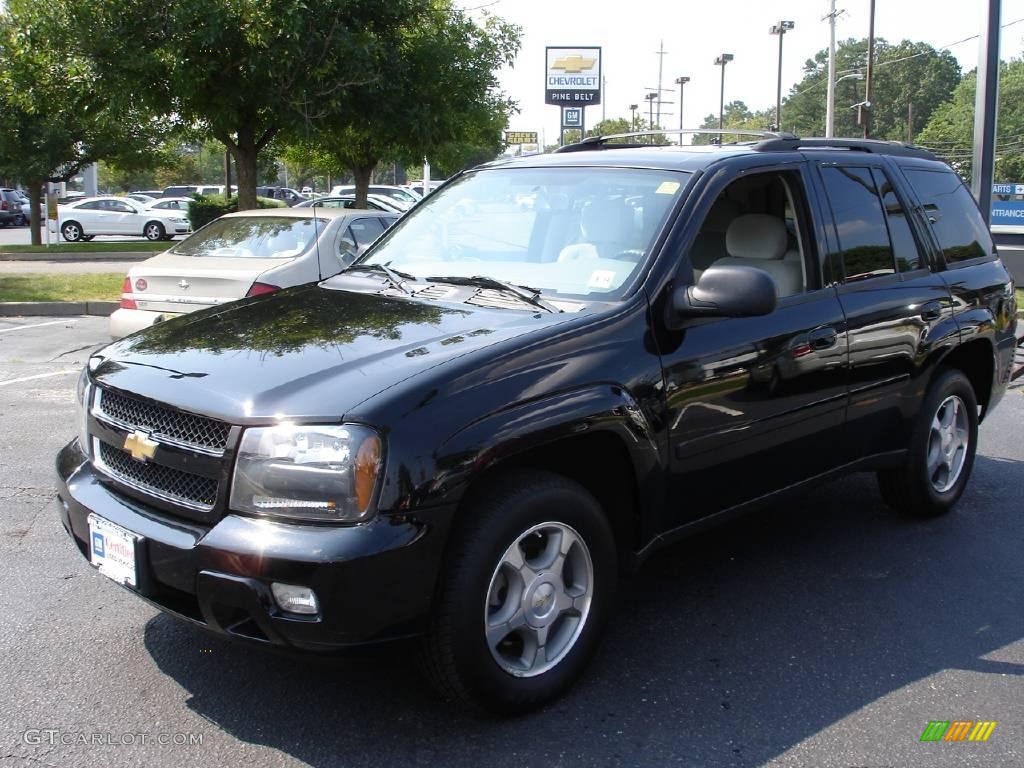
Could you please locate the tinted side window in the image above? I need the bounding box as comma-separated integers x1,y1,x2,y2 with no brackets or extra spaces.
902,169,992,265
349,217,385,247
820,166,895,282
872,169,921,272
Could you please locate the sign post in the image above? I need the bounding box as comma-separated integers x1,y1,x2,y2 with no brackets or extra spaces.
546,46,601,147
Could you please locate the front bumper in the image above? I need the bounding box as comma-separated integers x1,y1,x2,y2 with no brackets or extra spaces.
56,440,453,651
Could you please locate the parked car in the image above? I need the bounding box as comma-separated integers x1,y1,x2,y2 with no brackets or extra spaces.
57,135,1019,714
107,207,397,337
0,188,25,226
294,194,404,213
405,179,444,197
56,196,191,242
125,193,156,205
161,185,198,198
328,184,420,209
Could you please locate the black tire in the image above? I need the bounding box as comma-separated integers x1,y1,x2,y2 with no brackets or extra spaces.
61,221,83,242
877,369,978,517
419,469,617,714
144,221,165,241
81,235,95,242
14,213,27,226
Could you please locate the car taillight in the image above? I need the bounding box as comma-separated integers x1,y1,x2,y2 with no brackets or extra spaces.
246,282,280,297
0,200,7,210
120,277,137,310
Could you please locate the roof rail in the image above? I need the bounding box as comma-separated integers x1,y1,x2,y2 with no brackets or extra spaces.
752,137,938,160
554,128,799,153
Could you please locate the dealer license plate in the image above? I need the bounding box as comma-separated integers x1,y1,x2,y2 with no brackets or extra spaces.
87,513,140,588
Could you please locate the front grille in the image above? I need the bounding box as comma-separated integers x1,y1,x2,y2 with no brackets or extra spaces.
97,388,229,455
96,441,218,512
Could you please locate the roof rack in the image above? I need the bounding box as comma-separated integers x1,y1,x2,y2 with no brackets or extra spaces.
752,137,938,160
553,128,798,153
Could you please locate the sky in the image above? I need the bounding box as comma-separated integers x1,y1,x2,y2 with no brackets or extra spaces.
459,0,1024,146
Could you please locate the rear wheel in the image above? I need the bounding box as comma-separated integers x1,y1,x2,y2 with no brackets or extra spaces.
877,369,978,517
419,470,616,714
61,221,83,242
144,221,165,241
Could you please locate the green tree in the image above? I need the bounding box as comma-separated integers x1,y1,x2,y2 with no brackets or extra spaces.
306,2,520,206
0,0,167,243
916,59,1024,182
76,0,421,210
692,101,775,144
781,38,960,140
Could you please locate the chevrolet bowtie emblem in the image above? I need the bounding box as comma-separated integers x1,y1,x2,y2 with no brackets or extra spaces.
551,55,596,74
123,430,159,462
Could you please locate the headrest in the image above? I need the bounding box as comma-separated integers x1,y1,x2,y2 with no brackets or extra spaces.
581,199,633,242
726,214,788,260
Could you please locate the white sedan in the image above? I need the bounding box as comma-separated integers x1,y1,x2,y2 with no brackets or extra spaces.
109,207,398,338
57,196,191,242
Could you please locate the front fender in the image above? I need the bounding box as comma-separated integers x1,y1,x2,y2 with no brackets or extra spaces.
422,384,664,512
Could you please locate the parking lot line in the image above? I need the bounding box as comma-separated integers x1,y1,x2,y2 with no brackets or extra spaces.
0,369,78,387
0,319,79,334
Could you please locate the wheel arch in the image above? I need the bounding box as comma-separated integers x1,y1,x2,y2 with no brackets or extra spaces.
431,385,665,567
935,338,996,419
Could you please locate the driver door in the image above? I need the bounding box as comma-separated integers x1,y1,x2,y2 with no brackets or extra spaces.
659,163,850,529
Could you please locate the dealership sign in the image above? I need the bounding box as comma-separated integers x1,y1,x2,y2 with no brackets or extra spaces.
545,46,601,106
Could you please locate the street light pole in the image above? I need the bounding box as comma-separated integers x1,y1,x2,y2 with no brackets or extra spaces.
714,54,734,142
674,76,690,136
863,0,876,138
645,92,657,142
630,104,638,132
769,21,794,132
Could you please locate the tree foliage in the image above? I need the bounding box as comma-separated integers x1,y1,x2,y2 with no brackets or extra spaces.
916,59,1024,182
0,0,167,242
691,101,775,145
781,38,961,140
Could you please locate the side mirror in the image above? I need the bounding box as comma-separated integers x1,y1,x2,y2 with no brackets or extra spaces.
667,264,777,328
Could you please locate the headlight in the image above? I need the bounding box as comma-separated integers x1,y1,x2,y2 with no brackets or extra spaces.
75,366,92,458
230,424,382,522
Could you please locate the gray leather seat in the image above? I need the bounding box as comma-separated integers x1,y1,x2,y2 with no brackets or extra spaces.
714,214,804,297
558,199,635,261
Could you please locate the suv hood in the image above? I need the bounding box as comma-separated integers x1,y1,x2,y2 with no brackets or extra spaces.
91,283,573,423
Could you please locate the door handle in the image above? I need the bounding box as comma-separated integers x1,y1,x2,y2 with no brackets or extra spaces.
808,327,838,350
920,301,943,322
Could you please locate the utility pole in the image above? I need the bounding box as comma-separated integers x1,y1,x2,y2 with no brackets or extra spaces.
655,40,668,128
972,0,1001,223
770,21,795,132
825,0,838,137
675,76,690,135
863,0,876,138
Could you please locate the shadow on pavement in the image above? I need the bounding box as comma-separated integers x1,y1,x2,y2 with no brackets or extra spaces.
143,455,1024,767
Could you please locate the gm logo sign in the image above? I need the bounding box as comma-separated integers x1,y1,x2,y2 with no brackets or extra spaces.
562,107,583,128
920,720,997,742
92,532,105,558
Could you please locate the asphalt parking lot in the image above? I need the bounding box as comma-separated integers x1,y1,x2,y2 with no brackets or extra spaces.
1,315,1022,768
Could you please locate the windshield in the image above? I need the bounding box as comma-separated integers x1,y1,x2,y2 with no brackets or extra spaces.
170,216,325,259
361,167,689,299
379,188,417,203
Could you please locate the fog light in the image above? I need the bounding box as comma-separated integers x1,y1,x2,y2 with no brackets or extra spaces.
271,583,319,615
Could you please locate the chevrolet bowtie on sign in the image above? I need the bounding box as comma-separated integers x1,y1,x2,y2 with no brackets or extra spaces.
545,46,601,106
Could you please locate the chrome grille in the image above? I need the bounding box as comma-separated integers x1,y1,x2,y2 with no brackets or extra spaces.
96,388,229,455
96,441,218,512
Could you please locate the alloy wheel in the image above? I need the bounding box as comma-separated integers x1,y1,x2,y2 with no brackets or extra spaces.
926,394,970,493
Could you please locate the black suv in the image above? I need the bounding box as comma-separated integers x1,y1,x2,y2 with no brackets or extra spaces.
57,134,1019,713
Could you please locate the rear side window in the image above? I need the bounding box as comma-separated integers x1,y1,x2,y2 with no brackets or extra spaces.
819,166,896,282
872,169,921,272
902,169,993,265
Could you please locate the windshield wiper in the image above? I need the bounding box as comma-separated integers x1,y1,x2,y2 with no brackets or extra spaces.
425,275,561,314
355,263,418,295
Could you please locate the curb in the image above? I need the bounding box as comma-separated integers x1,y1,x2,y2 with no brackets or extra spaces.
0,301,117,317
0,252,151,262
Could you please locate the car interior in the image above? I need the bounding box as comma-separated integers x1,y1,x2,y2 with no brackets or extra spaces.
689,172,810,298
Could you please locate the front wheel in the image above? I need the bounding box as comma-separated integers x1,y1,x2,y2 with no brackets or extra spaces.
144,221,165,241
877,369,979,517
419,470,616,713
61,221,83,242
